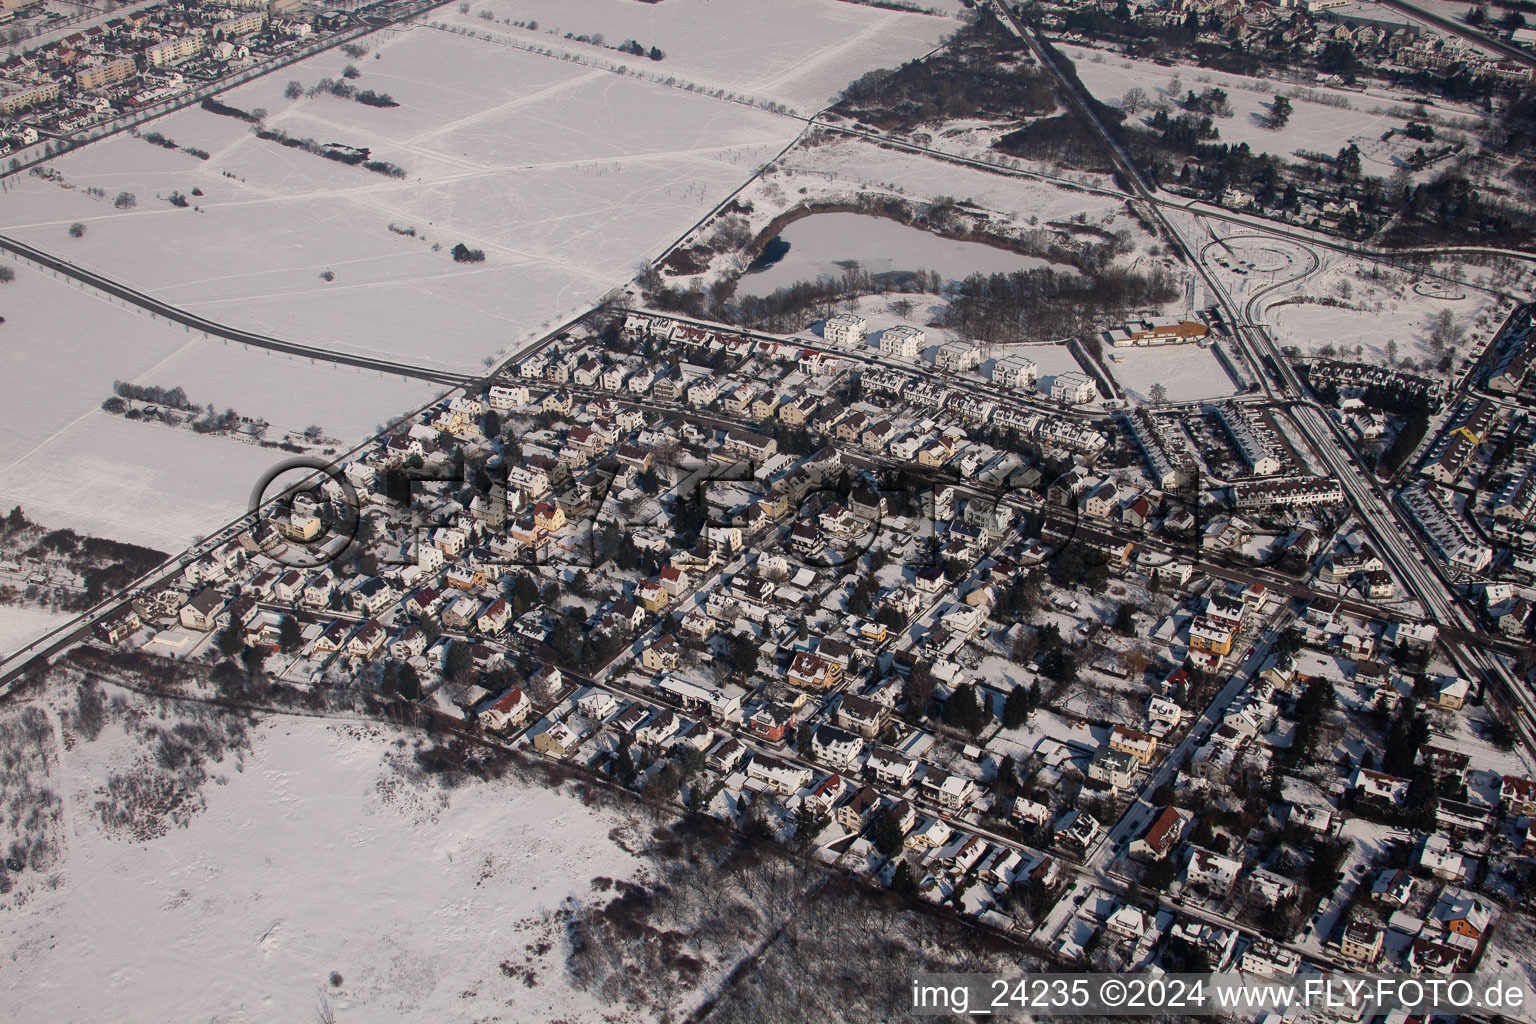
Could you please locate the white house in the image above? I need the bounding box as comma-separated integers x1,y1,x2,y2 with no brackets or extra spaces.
1185,846,1241,894
480,686,531,732
823,313,867,348
991,353,1038,389
934,339,980,372
1051,371,1098,405
747,754,813,795
920,767,980,810
811,725,864,769
868,746,917,788
879,324,925,359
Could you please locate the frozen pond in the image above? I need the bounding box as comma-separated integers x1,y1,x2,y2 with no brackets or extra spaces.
738,212,1056,296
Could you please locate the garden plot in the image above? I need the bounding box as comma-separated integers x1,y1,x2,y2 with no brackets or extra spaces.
1107,343,1238,404
0,706,643,1024
434,0,964,113
2,25,803,372
1057,42,1483,159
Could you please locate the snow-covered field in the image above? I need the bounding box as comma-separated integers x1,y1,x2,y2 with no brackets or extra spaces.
0,411,302,550
1057,41,1484,162
0,603,73,660
739,210,1055,295
1,707,641,1024
1107,343,1238,404
4,25,801,372
1258,256,1512,368
777,132,1135,230
0,262,442,550
435,0,963,113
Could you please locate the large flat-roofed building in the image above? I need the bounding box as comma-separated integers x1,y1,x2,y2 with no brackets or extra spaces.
991,352,1037,389
0,80,61,115
76,57,137,92
1051,371,1097,405
1104,316,1209,347
879,324,924,359
146,33,207,68
213,10,267,37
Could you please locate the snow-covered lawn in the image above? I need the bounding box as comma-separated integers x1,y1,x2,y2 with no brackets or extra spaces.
1106,342,1238,403
0,710,641,1024
435,0,963,113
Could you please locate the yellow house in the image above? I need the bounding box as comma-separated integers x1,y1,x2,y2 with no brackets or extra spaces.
1188,619,1234,657
533,502,566,531
917,445,950,469
434,407,469,434
636,579,669,613
641,635,679,672
278,514,322,542
1109,725,1158,767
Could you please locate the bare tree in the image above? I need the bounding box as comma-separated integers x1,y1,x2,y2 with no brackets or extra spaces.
1122,86,1149,115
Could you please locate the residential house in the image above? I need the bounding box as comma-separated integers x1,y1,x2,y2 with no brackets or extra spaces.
481,686,531,732
533,721,581,758
868,746,918,788
1185,846,1241,894
811,725,864,769
747,754,813,795
179,587,225,632
1339,918,1384,965
1130,806,1185,860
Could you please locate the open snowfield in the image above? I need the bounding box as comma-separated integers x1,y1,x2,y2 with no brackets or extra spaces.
0,411,298,550
0,603,73,660
1057,42,1484,163
0,708,641,1024
0,261,442,550
1106,342,1238,404
3,24,804,371
435,0,963,113
1250,251,1513,367
739,210,1055,295
776,132,1135,230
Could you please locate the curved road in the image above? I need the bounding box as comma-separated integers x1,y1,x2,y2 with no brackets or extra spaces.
0,233,479,388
